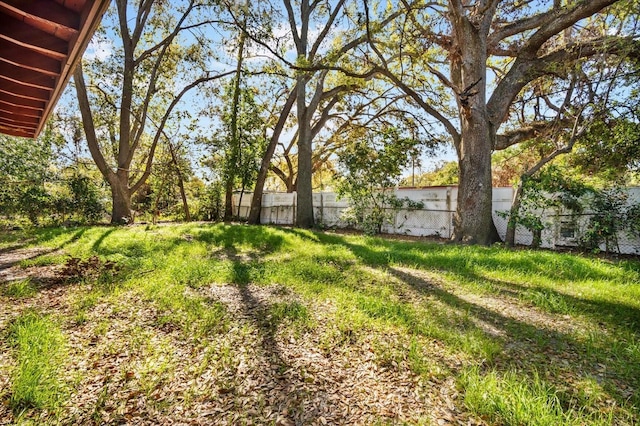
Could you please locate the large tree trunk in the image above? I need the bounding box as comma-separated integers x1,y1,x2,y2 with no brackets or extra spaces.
109,172,132,224
449,6,500,245
296,77,314,228
75,64,134,225
453,117,500,244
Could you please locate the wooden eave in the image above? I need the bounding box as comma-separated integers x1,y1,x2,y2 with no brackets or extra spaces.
0,0,110,138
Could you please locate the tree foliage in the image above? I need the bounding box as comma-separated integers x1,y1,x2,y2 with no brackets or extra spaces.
571,103,640,182
337,128,424,234
1,129,57,225
356,0,640,244
580,187,629,253
401,161,459,187
74,0,230,224
502,165,588,248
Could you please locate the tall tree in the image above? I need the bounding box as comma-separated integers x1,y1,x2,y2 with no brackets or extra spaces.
74,0,231,223
222,0,250,221
365,0,639,244
281,0,352,227
230,0,402,226
206,79,267,218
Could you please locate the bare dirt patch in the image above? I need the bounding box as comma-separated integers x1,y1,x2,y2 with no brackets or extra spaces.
0,247,58,284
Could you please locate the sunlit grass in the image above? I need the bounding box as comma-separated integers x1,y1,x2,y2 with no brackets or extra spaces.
8,311,67,413
460,367,567,426
18,253,68,268
4,223,640,424
2,278,37,298
459,366,626,426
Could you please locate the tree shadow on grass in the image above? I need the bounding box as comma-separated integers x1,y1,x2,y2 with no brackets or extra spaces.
219,247,325,425
279,228,640,412
0,229,93,298
0,244,30,255
191,224,286,254
86,224,286,267
288,228,640,283
28,226,89,246
91,228,117,252
88,227,200,260
0,228,87,273
477,275,640,334
388,266,640,411
284,228,640,334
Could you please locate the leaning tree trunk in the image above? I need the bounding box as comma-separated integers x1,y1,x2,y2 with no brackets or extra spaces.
505,181,524,247
167,142,191,222
248,82,298,225
247,149,272,225
176,170,191,222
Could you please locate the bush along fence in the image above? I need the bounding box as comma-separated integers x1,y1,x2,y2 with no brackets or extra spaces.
233,186,640,255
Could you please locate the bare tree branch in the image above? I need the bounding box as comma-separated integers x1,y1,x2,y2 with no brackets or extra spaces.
131,71,235,194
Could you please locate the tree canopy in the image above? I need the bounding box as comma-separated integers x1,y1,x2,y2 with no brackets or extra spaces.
3,0,638,247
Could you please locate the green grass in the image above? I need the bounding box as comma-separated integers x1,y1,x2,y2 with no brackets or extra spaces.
460,367,568,425
18,253,68,268
267,301,312,329
152,284,228,339
2,223,639,424
459,367,624,426
2,278,37,298
7,310,67,413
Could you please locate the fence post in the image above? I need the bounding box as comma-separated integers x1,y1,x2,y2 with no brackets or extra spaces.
393,207,398,235
446,188,452,238
320,192,324,227
292,192,296,226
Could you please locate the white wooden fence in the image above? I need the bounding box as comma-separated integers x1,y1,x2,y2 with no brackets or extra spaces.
233,187,640,255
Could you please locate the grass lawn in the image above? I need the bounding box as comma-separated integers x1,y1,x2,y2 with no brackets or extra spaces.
0,223,639,425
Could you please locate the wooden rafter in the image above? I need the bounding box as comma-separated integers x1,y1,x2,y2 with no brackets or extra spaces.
0,92,46,110
0,0,109,138
0,62,57,91
0,17,69,59
0,39,62,76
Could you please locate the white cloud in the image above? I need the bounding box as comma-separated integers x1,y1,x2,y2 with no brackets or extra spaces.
84,39,113,61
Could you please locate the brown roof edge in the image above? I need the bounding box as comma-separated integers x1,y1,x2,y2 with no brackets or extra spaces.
33,0,111,138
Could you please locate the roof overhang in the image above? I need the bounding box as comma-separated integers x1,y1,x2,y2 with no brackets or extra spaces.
0,0,110,139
